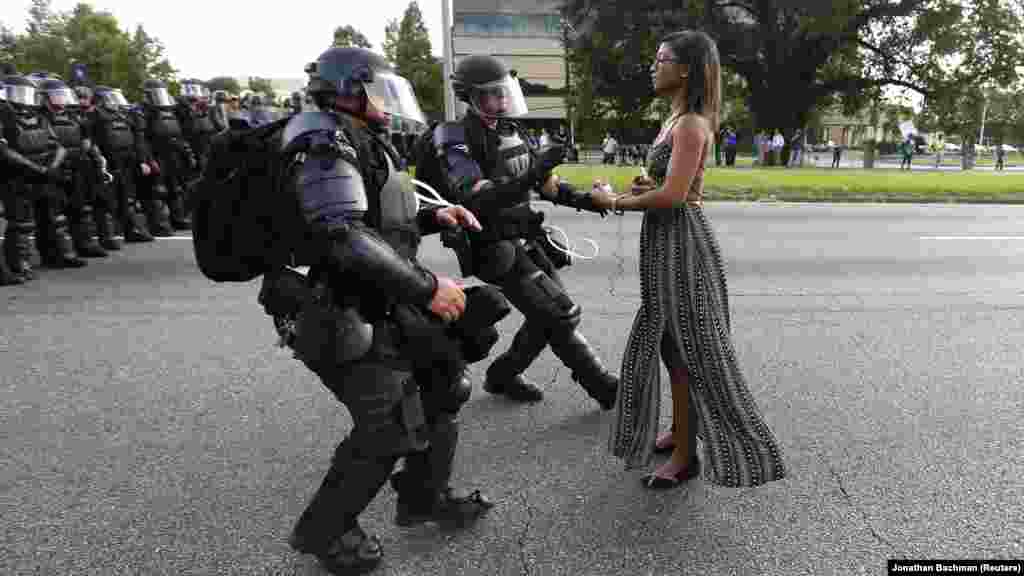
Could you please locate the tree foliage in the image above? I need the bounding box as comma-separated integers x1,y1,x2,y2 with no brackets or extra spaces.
562,0,1024,145
206,76,242,95
1,0,177,101
248,76,275,96
383,1,443,118
333,24,373,49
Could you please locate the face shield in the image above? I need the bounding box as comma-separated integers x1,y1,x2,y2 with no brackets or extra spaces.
181,83,204,100
101,90,129,110
361,72,426,126
45,87,79,110
9,85,38,107
147,87,174,107
469,74,528,119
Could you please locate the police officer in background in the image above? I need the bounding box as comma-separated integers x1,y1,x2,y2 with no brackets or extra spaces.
139,78,194,231
73,84,121,252
277,47,494,574
35,74,110,260
0,76,26,285
92,86,155,243
176,79,217,176
209,90,229,132
434,54,618,408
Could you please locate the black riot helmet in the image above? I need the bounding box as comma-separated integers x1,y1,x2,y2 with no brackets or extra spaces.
2,75,39,110
73,85,94,108
180,78,208,102
452,54,528,120
304,46,426,126
36,76,79,114
93,86,130,112
142,78,174,108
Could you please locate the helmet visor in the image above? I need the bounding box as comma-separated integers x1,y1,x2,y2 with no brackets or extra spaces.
46,87,79,107
362,72,426,126
102,90,129,109
469,74,528,118
148,87,174,106
181,83,205,98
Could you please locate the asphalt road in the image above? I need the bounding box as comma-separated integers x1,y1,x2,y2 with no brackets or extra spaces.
2,202,1022,575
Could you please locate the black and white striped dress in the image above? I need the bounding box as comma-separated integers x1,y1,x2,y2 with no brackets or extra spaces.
608,124,787,487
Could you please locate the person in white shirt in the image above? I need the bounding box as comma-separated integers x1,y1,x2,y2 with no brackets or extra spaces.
602,132,618,164
771,131,784,166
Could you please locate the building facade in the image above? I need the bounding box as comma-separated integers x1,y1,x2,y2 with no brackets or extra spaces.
451,0,568,125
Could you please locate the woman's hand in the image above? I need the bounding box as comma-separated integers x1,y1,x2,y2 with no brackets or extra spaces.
630,174,657,196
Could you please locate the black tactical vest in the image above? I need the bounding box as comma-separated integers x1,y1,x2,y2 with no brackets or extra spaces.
147,107,182,143
49,111,83,156
192,111,216,137
7,109,52,159
97,109,135,154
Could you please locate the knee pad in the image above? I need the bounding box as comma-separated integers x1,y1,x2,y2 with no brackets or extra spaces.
512,270,581,332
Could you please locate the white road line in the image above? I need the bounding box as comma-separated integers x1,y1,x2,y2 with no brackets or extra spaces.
919,236,1024,240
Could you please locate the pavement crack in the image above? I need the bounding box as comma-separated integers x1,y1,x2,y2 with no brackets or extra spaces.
822,455,897,553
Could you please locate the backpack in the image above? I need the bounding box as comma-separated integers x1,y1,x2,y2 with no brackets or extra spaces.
411,121,449,200
191,116,294,282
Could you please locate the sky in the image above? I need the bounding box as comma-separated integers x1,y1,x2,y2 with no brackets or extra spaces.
0,0,447,80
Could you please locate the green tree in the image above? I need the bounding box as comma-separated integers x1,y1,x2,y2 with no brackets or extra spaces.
248,76,275,96
206,76,242,95
383,1,443,118
333,24,372,49
562,0,1024,148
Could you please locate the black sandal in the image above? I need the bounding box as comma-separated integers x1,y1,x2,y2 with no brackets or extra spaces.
294,525,383,575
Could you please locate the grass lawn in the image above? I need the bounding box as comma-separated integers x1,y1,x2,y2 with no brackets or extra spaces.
555,165,1024,204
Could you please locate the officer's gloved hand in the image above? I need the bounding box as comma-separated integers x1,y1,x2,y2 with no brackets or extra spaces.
528,144,565,184
557,181,608,217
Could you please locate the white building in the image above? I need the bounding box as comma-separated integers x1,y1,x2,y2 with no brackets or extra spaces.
451,0,567,122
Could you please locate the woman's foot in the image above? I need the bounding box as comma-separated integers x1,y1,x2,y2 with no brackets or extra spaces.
641,452,701,490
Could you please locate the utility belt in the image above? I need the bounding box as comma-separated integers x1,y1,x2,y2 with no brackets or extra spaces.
443,203,545,277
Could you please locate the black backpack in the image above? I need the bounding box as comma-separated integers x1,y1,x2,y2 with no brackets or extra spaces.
411,121,449,200
191,116,294,282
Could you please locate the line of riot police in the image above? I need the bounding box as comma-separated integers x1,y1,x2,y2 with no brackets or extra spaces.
0,71,228,285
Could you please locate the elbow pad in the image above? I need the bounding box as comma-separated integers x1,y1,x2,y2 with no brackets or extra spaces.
327,228,437,309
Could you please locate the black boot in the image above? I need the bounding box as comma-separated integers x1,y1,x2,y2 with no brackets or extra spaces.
484,323,547,402
169,194,191,230
146,198,174,237
549,330,618,410
123,201,155,243
40,215,87,269
6,220,37,281
289,439,395,573
391,416,494,530
95,211,122,251
70,207,108,258
0,222,24,286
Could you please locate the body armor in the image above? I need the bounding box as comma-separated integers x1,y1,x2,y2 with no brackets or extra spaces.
7,112,53,160
147,108,182,144
95,108,136,155
49,111,83,158
496,129,531,181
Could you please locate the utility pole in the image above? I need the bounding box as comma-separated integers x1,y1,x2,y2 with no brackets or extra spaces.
442,0,456,121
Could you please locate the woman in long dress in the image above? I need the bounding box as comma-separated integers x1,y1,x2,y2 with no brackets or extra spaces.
590,30,787,489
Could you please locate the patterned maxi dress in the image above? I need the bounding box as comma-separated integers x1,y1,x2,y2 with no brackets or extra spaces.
608,119,787,487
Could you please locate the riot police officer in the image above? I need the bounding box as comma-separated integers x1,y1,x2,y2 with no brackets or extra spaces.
72,84,121,252
278,47,493,574
209,90,229,133
0,77,25,285
2,75,77,271
176,79,217,175
433,54,618,408
92,86,155,243
36,74,109,259
139,78,194,231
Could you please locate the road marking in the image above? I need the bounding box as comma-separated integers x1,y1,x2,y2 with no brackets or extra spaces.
919,236,1024,240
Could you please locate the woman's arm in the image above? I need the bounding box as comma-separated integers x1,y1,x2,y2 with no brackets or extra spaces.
616,116,707,212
